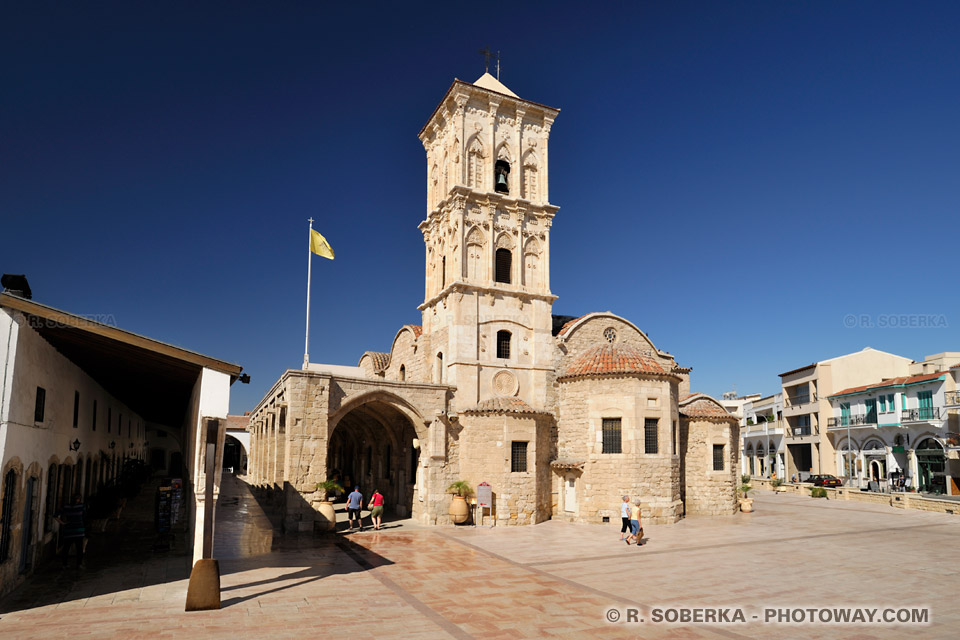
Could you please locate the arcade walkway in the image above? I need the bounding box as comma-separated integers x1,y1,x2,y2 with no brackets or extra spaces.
1,480,959,639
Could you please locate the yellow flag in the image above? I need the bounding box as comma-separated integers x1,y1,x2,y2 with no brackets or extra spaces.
310,229,335,260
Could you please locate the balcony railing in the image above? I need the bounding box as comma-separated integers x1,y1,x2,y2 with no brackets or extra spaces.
827,414,877,428
790,425,818,437
901,407,943,422
945,391,960,407
786,393,817,407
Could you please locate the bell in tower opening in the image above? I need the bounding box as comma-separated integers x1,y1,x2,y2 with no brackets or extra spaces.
494,159,510,194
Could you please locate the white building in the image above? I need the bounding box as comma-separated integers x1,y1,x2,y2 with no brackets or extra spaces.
0,282,244,597
740,393,785,479
827,363,959,494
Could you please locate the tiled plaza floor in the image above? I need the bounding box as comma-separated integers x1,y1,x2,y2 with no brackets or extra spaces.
1,476,958,639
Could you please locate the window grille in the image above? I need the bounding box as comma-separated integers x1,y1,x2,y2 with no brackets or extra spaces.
73,391,80,428
713,444,725,471
511,441,528,472
497,330,511,359
644,418,659,454
601,418,622,454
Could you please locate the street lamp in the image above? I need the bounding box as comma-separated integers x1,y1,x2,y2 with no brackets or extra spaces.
69,439,80,452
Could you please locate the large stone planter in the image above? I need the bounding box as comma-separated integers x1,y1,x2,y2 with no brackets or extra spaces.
740,498,754,513
449,496,470,524
317,501,337,531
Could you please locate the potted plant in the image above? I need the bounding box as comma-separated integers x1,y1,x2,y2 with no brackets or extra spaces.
447,480,473,524
315,479,343,532
739,480,754,513
771,477,786,493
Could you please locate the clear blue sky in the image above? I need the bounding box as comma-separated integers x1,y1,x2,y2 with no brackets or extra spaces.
2,1,958,414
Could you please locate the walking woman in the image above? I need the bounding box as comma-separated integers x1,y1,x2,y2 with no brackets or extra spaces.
619,495,631,541
625,499,643,546
368,489,385,530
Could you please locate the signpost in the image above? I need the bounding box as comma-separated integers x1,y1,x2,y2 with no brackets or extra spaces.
476,482,492,527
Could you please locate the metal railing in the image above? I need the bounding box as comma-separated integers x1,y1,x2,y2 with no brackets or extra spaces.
790,425,818,437
827,414,876,428
901,407,943,422
786,393,817,407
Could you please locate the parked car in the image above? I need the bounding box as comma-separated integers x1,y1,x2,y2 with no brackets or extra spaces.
808,474,842,488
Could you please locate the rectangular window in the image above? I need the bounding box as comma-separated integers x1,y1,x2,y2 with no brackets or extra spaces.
601,418,622,454
511,441,528,472
901,393,907,411
34,387,46,422
672,420,677,455
879,396,886,412
887,394,894,410
73,391,80,428
92,400,97,431
644,418,658,454
712,444,725,471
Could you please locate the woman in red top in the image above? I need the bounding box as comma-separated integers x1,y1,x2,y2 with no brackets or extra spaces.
368,489,385,530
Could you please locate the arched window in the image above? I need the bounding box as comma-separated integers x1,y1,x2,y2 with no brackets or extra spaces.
494,159,510,194
495,248,512,284
435,352,444,384
497,330,511,359
0,468,17,561
399,365,406,382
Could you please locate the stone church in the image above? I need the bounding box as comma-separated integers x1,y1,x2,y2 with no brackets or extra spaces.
248,73,739,531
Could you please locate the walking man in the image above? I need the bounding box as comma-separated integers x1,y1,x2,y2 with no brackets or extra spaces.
346,486,364,531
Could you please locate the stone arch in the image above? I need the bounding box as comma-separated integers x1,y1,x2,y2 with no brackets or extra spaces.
327,391,429,520
328,389,429,441
496,142,512,163
495,233,514,250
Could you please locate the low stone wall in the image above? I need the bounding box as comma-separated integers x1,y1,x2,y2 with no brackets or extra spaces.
755,482,960,515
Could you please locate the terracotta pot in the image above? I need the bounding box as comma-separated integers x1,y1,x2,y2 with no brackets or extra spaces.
449,495,470,524
317,501,337,531
740,498,754,513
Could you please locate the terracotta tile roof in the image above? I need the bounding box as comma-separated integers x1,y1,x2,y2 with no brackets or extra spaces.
225,414,250,431
830,371,947,398
361,351,391,372
561,343,667,379
465,396,541,414
950,362,960,369
679,394,736,420
557,315,587,336
405,324,423,337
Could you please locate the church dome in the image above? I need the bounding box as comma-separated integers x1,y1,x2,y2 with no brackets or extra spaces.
561,343,667,379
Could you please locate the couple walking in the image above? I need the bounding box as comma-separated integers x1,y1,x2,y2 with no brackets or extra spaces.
345,486,385,531
619,495,644,546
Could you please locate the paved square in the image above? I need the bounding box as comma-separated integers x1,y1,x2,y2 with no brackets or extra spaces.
1,478,957,639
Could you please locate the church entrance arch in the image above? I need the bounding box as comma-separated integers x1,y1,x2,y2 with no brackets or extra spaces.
223,435,247,474
328,396,425,519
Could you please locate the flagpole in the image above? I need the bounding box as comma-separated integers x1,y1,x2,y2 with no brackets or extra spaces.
303,217,313,370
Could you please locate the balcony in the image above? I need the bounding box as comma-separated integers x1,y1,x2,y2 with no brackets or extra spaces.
789,425,819,437
785,393,817,408
827,414,877,429
945,391,960,407
901,407,943,423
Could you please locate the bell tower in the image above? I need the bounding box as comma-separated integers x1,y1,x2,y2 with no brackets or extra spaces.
417,72,560,410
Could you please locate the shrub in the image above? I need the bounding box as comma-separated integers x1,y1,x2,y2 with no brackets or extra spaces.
741,474,751,484
810,487,827,498
315,479,343,501
771,477,784,488
447,480,473,498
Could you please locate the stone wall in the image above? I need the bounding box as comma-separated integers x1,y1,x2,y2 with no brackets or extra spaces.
680,417,739,516
556,375,682,524
456,411,552,525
